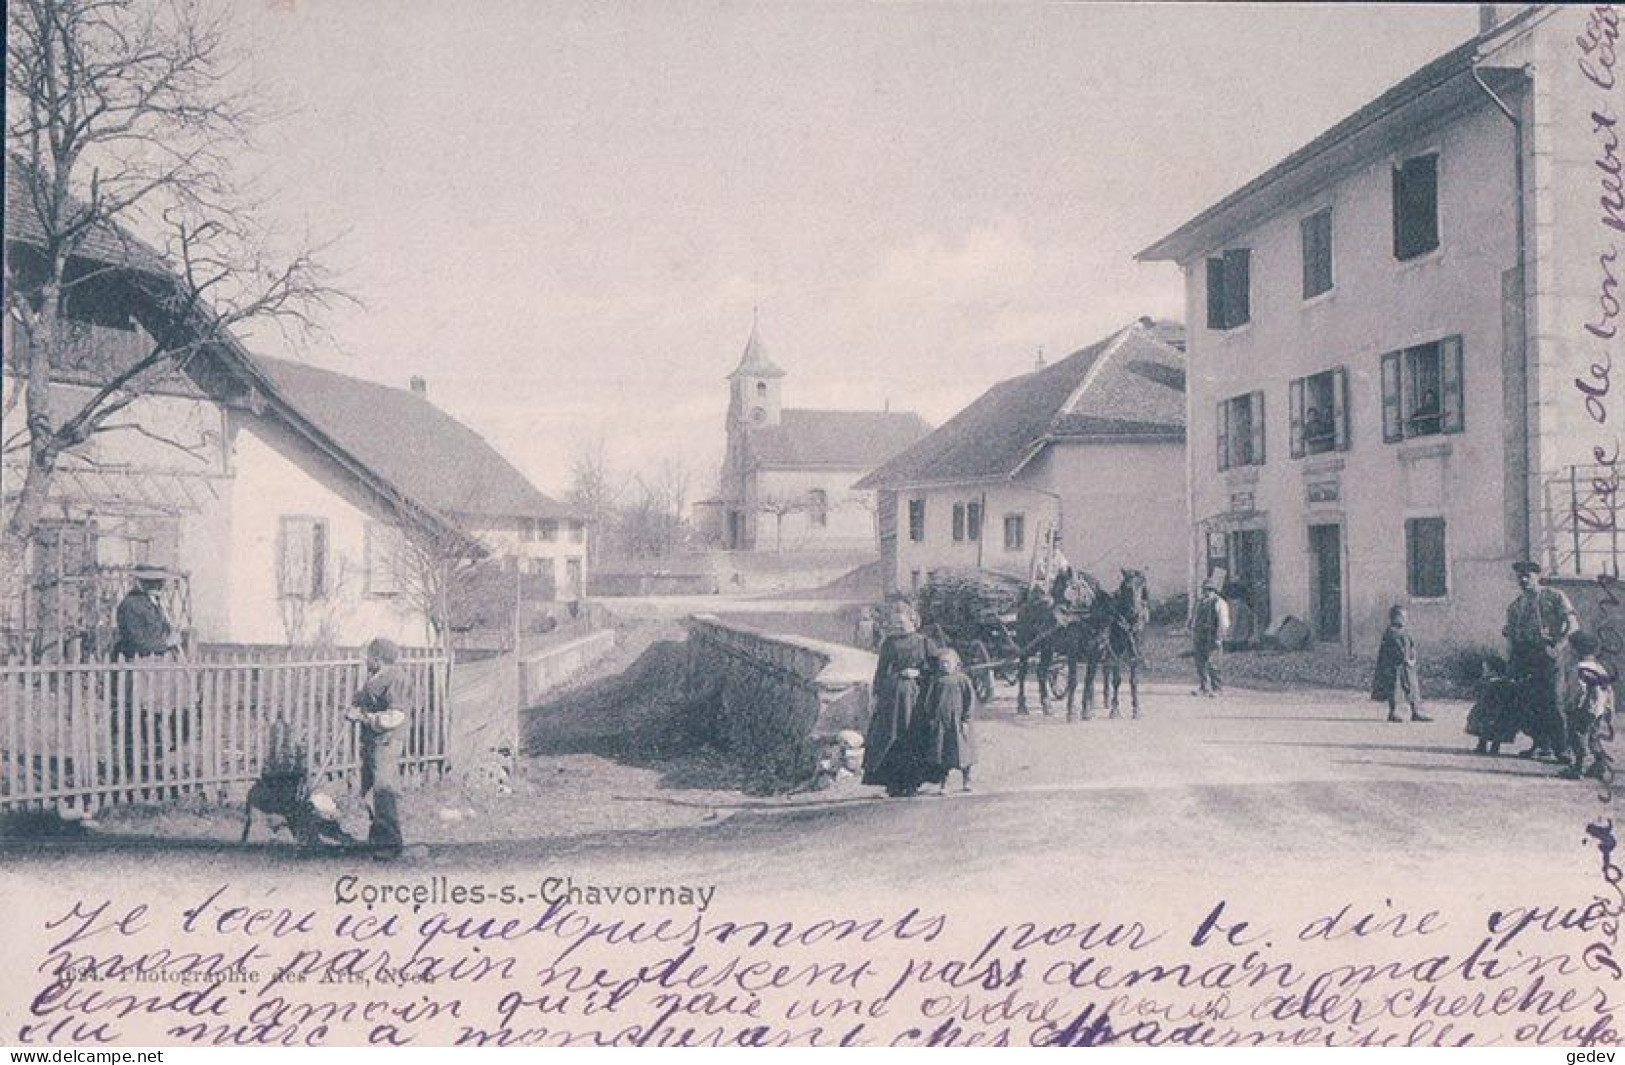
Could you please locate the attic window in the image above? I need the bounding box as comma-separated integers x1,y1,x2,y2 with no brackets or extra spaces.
756,382,767,397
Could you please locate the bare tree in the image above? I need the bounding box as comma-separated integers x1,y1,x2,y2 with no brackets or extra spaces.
565,434,621,564
3,0,346,604
755,493,808,553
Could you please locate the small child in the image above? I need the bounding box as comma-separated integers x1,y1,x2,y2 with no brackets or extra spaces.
926,648,978,793
1371,605,1431,723
1560,631,1616,782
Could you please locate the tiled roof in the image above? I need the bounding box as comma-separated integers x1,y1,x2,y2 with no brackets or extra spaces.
5,156,169,275
749,408,931,470
1138,6,1546,262
254,357,575,522
856,319,1185,490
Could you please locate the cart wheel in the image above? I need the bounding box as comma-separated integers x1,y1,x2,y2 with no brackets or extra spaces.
968,641,995,702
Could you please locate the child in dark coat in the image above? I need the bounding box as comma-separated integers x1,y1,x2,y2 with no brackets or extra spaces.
1372,606,1431,723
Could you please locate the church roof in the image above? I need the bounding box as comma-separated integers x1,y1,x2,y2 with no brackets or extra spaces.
749,408,932,470
727,318,785,379
856,318,1185,490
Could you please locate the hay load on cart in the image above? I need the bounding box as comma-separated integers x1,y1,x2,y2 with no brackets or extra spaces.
914,569,1062,700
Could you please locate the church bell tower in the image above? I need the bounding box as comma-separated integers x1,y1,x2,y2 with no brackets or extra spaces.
727,311,784,430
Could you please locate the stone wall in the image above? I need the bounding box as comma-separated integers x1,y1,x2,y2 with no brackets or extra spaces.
448,630,618,790
681,614,874,785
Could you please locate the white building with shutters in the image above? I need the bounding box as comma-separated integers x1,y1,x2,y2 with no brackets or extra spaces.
1139,5,1619,654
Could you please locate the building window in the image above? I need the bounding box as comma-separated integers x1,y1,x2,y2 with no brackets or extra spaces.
540,519,559,542
1004,513,1026,552
1205,248,1251,331
521,518,538,543
1289,368,1349,458
277,516,328,600
808,489,828,528
756,381,767,397
1392,153,1439,261
364,522,405,597
565,557,584,598
908,498,926,542
1217,391,1266,471
1406,518,1448,599
967,501,982,542
910,569,921,593
1301,208,1333,299
568,520,585,544
952,503,966,542
1381,337,1463,442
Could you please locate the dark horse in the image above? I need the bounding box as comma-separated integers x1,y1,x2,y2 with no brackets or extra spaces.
1013,582,1062,714
1101,569,1151,718
1046,567,1152,720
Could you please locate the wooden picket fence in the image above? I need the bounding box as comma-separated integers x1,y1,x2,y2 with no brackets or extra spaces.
0,646,449,813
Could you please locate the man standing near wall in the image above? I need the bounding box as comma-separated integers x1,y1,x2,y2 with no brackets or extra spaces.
1503,561,1577,762
1191,580,1229,698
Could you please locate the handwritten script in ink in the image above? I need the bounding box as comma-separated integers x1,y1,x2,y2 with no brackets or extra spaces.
13,878,1624,1048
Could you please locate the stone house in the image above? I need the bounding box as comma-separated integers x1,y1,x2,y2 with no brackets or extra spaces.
3,166,574,653
857,318,1188,600
1137,4,1619,652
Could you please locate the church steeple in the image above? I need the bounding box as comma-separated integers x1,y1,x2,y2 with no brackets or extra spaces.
727,309,785,381
727,310,784,428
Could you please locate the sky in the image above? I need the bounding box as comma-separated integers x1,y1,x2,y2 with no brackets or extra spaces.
221,1,1481,501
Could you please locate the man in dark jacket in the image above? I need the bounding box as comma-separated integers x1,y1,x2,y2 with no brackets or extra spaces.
1504,561,1577,761
114,569,175,660
112,569,178,782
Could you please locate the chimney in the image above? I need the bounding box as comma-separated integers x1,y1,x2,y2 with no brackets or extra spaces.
1034,346,1046,371
1478,4,1503,33
409,375,427,397
884,397,891,413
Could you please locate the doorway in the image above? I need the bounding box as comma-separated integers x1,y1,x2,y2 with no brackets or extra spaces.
1308,523,1342,642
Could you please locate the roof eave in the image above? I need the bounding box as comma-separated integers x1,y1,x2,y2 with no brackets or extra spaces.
1136,37,1537,264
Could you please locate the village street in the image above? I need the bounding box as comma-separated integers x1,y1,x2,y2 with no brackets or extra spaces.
3,669,1605,906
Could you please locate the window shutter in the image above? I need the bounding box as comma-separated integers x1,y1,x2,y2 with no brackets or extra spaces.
1415,156,1439,254
1381,351,1403,442
1206,258,1225,330
1391,164,1406,260
1289,378,1305,459
1226,249,1251,326
1217,400,1230,471
1332,367,1350,451
1249,390,1265,465
1440,336,1464,433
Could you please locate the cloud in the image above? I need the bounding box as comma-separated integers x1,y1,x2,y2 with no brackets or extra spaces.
863,217,1036,309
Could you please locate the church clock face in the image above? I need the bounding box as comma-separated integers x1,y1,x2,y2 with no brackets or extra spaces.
751,407,766,424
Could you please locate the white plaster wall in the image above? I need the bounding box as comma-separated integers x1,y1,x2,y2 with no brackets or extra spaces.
223,411,429,647
752,467,879,550
1030,441,1188,601
891,482,1060,592
1180,95,1521,652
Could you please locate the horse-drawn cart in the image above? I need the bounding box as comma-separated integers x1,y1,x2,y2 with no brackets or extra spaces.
915,569,1064,702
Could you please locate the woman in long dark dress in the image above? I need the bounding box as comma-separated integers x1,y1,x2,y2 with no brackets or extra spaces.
862,603,933,797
